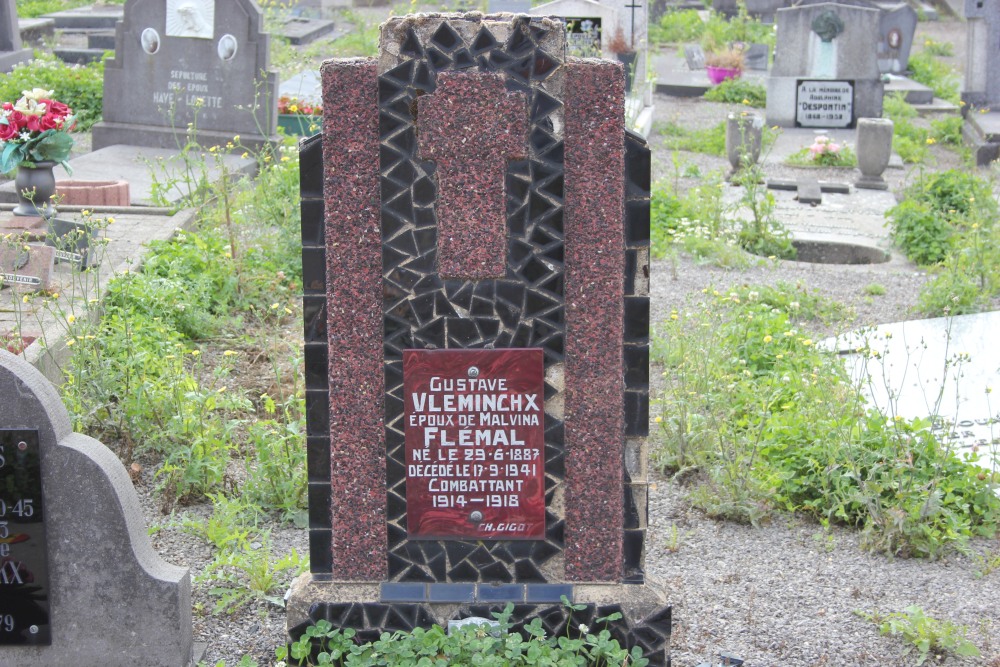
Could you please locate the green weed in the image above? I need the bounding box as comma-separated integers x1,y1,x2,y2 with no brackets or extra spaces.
908,51,960,104
920,38,954,57
278,603,649,667
882,94,930,164
857,606,980,664
885,168,1000,315
703,79,766,107
653,283,1000,555
863,283,887,296
198,537,307,614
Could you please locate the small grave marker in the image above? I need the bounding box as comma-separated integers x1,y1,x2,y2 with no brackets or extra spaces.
767,178,851,205
0,245,54,292
0,351,194,666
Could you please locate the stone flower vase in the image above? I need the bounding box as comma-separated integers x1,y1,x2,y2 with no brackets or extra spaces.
13,160,57,218
725,111,764,177
855,118,894,190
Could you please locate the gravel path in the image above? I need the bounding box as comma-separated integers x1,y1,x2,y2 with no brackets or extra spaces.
126,16,1000,667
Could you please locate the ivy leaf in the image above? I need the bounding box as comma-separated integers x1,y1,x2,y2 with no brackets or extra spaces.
0,141,24,174
30,131,75,163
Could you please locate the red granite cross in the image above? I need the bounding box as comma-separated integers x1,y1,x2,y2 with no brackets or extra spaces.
417,72,528,280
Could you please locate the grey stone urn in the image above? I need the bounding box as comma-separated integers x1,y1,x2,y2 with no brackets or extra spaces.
725,111,764,177
12,160,57,217
855,118,894,190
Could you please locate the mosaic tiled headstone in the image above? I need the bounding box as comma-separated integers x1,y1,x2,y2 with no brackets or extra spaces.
291,12,667,664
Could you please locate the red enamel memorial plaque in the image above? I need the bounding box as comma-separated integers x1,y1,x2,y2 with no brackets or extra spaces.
403,348,546,540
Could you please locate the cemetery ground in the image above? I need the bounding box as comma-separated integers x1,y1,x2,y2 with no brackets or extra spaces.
2,8,1000,667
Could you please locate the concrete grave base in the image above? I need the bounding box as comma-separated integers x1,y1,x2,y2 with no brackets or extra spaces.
765,77,884,128
0,47,30,72
0,145,258,207
962,111,1000,166
286,576,671,665
92,121,280,155
0,351,195,666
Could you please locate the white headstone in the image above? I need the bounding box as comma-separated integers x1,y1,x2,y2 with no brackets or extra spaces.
832,312,1000,472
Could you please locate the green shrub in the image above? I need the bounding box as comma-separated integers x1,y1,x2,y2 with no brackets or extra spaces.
699,2,775,53
703,79,766,107
882,94,929,164
885,200,952,265
919,38,954,57
929,115,964,146
56,146,305,509
903,169,996,220
657,120,727,156
649,9,704,44
15,0,108,18
0,54,106,130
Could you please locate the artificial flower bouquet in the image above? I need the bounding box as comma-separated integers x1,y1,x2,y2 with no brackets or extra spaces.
0,88,76,174
806,135,855,167
278,95,322,116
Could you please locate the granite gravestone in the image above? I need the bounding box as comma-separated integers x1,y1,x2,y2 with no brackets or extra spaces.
288,12,670,664
0,0,30,72
793,0,917,75
766,2,883,128
961,0,1000,165
0,351,193,666
766,3,883,128
92,0,279,151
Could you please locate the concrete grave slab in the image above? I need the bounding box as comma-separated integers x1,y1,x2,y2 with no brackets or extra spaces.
17,17,54,46
40,5,123,30
0,145,256,207
279,16,335,45
884,74,934,105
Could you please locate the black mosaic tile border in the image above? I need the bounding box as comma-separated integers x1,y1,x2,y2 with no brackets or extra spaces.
290,601,671,666
622,129,651,584
379,17,567,583
300,134,334,576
